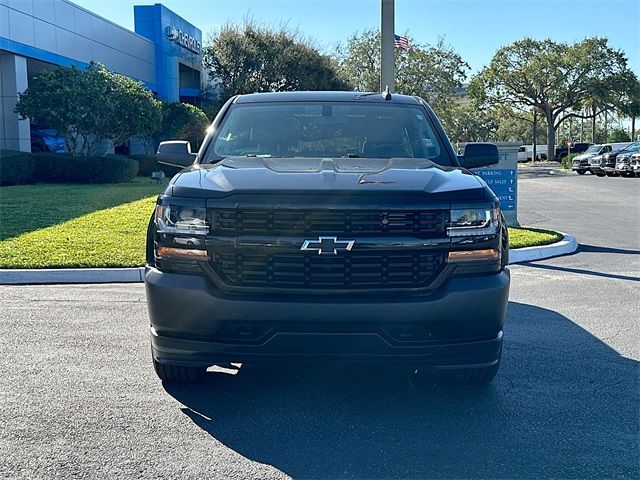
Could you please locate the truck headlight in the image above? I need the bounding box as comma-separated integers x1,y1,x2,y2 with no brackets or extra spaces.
155,205,209,235
448,207,499,236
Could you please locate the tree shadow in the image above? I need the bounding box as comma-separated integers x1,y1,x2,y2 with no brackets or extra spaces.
164,302,638,479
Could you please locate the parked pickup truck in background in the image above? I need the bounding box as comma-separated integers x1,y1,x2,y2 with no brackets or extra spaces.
146,91,510,386
555,142,591,161
615,154,636,177
571,144,614,174
628,153,640,177
601,142,640,176
588,142,632,176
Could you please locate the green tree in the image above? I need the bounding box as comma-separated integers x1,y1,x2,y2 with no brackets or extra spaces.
203,21,350,108
618,79,640,140
607,127,631,142
337,29,468,135
109,72,162,154
470,38,637,160
16,63,160,156
447,103,499,142
160,101,210,149
493,109,548,144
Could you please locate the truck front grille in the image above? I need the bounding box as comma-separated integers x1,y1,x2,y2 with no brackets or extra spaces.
211,251,445,290
211,209,445,236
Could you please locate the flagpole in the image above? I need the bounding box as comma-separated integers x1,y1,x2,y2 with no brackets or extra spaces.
380,0,395,93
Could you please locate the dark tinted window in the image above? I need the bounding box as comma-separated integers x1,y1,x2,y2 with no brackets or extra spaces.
203,102,451,165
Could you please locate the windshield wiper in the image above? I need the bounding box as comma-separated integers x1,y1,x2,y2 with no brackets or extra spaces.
342,153,361,158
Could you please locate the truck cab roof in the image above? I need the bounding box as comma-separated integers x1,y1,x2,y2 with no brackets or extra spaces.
234,91,423,105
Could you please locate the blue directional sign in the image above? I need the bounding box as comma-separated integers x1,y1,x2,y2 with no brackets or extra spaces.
476,168,517,211
459,143,520,225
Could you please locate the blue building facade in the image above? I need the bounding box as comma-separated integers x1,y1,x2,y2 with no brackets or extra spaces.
0,0,203,152
134,4,203,103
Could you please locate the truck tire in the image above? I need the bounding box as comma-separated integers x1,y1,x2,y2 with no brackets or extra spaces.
596,172,606,177
153,357,206,383
577,170,586,175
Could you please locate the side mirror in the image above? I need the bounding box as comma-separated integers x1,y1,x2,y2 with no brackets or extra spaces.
157,141,197,168
459,143,500,169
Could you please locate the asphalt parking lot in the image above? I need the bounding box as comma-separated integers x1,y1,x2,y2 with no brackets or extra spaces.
1,172,638,479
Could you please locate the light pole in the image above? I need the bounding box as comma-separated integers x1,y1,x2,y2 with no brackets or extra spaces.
380,0,395,93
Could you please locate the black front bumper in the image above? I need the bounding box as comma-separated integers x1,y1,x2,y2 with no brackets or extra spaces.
146,267,510,369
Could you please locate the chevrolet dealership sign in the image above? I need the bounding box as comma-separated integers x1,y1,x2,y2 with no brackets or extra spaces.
165,26,201,54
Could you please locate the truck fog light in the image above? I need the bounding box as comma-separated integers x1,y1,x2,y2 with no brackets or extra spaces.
448,249,500,262
156,246,208,260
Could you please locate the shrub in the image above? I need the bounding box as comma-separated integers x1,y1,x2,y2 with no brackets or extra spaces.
0,150,36,186
561,152,580,170
129,155,181,178
33,153,139,183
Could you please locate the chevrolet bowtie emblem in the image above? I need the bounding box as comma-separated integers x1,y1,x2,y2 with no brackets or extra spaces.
300,236,355,255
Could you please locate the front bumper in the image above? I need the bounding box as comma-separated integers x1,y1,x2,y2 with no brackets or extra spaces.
146,267,510,368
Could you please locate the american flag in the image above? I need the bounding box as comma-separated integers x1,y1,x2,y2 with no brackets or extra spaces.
394,34,410,51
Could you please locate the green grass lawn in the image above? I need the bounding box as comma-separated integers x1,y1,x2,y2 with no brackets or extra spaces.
0,183,563,268
0,178,167,241
509,226,563,249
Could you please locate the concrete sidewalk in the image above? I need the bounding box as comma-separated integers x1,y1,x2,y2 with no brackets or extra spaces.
0,234,578,285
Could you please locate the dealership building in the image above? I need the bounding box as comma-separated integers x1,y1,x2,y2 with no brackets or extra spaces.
0,0,204,152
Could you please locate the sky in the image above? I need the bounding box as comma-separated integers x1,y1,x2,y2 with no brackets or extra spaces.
73,0,640,76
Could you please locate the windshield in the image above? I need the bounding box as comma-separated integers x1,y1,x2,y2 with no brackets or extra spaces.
203,102,451,166
585,145,602,154
625,143,640,152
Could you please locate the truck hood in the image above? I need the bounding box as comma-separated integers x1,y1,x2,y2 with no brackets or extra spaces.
167,157,490,201
574,153,595,161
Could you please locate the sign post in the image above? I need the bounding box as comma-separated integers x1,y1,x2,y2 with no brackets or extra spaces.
380,0,395,93
459,141,522,227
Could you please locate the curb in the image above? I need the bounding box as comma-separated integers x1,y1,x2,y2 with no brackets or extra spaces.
509,233,577,264
0,267,145,285
0,235,578,285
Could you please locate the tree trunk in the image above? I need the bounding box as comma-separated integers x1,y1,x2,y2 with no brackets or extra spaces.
591,105,597,143
546,110,556,162
632,117,636,141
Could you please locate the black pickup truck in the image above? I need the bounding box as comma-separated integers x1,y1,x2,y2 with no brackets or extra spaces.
555,142,591,161
146,91,510,386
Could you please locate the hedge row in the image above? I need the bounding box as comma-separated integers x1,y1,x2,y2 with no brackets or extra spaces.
0,152,138,186
129,155,181,178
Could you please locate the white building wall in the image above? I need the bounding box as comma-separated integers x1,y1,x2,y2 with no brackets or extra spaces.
0,53,30,151
0,0,156,85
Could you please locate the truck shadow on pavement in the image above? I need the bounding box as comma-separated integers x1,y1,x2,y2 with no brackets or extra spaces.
578,244,640,256
164,302,638,479
521,262,640,282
